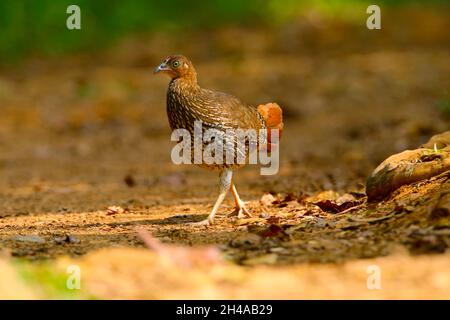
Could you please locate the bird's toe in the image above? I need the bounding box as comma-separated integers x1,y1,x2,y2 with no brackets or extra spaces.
237,207,252,219
187,219,212,227
229,205,252,219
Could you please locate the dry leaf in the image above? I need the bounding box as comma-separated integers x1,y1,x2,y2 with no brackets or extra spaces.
235,217,265,226
314,199,362,213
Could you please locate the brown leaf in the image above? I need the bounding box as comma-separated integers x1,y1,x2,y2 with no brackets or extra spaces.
235,217,265,226
314,199,361,213
266,215,281,224
259,224,286,238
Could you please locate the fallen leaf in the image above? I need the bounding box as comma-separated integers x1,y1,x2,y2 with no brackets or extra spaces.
314,199,361,213
258,224,286,238
266,215,281,224
235,217,265,226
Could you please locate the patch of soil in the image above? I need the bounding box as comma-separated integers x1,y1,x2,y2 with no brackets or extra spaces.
0,173,448,265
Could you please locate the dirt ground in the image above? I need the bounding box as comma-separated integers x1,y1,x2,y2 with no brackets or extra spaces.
0,8,449,298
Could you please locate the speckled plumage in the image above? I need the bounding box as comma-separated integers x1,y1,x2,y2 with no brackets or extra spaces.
154,55,283,225
167,77,265,132
164,56,266,170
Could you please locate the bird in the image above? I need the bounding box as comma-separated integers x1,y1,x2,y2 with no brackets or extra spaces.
154,55,283,226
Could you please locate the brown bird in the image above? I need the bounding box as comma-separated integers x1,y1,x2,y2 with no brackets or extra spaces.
154,55,283,226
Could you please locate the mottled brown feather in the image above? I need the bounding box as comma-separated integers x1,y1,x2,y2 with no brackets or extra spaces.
158,55,282,169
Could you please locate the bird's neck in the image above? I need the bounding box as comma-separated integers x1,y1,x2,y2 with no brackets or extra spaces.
169,77,200,95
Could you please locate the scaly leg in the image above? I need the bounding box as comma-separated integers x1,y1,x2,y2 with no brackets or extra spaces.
189,169,232,227
229,182,252,219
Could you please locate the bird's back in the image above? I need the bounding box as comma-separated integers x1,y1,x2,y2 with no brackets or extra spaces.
166,79,266,170
167,79,265,133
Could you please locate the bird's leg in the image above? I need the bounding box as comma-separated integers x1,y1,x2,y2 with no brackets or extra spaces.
189,169,232,227
229,182,252,219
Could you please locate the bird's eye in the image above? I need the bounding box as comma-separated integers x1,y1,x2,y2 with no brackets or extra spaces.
172,60,181,68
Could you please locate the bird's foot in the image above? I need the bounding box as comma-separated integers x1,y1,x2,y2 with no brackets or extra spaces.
228,202,252,219
187,219,212,227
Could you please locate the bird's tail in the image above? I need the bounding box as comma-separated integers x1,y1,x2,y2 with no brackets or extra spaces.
257,103,283,152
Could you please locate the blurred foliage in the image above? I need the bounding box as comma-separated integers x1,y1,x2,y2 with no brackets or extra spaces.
0,0,448,62
11,259,86,299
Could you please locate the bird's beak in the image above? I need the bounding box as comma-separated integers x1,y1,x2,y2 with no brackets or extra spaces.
154,62,170,74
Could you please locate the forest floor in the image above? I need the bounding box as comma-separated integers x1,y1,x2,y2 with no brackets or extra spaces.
0,8,449,299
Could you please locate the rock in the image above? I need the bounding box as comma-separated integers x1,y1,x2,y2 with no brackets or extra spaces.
54,235,81,244
367,132,450,202
12,235,45,244
421,131,450,149
429,191,450,228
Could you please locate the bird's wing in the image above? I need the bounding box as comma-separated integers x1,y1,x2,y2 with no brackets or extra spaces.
191,89,265,131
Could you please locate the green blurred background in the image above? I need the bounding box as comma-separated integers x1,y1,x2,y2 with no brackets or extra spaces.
0,0,448,63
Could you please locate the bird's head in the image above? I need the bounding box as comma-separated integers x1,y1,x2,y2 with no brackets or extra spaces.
154,55,197,82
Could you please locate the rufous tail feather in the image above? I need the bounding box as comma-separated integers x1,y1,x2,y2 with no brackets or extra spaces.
257,102,283,152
